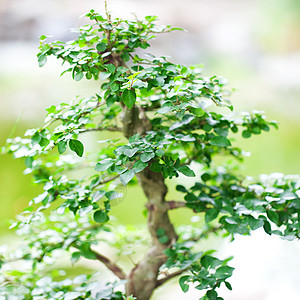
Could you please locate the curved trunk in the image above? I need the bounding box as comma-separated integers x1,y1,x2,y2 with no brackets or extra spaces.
125,169,177,300
121,105,177,299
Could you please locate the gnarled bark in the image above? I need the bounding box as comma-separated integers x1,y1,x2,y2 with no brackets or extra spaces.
122,104,178,300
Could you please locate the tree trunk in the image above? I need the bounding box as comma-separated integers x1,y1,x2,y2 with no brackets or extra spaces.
121,105,177,299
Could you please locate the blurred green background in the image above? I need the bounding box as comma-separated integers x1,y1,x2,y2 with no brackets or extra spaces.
0,0,300,299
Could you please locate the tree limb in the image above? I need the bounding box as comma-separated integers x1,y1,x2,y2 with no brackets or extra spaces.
91,248,127,280
166,201,186,210
156,268,188,287
79,126,122,133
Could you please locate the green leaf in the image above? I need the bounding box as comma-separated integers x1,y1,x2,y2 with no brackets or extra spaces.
190,107,204,117
95,159,114,171
201,255,222,269
260,124,270,131
157,101,173,114
69,139,84,157
205,208,219,223
133,160,148,173
120,169,135,185
129,134,140,143
225,281,232,290
179,276,190,293
206,290,218,300
267,210,279,225
71,252,81,264
86,71,92,80
178,166,195,177
140,152,155,162
57,140,67,154
263,220,272,235
242,130,252,138
122,89,136,109
215,266,234,279
94,209,108,223
210,136,231,147
111,82,119,92
74,72,84,81
25,156,34,168
155,149,164,157
38,55,47,67
106,64,116,73
247,216,264,230
96,42,107,52
100,72,111,81
31,132,41,145
124,148,138,157
176,185,188,193
80,243,97,259
106,95,117,107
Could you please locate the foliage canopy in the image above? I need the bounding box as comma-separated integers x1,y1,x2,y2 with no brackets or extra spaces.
1,5,300,300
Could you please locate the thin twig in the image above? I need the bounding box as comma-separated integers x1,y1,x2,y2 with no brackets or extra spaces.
156,268,188,287
79,126,122,134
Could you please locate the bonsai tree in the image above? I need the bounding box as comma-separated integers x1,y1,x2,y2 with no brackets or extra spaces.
1,5,300,300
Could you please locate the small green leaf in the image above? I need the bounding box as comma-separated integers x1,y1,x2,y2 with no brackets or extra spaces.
201,255,222,269
242,130,252,138
155,149,164,157
225,281,232,290
74,72,84,81
133,160,148,172
178,166,195,177
120,169,135,185
100,72,111,81
190,107,204,117
176,185,188,193
129,134,140,143
263,220,272,235
247,216,264,230
106,64,116,73
179,276,190,293
140,152,155,162
260,124,270,131
71,252,81,264
122,89,136,109
156,228,165,236
94,209,108,223
124,148,138,157
106,95,117,107
205,208,219,223
57,140,67,154
69,139,84,157
25,156,34,168
31,132,41,145
210,136,231,147
86,71,92,80
206,290,218,300
96,42,107,52
80,243,97,259
38,55,47,67
267,210,279,225
95,159,114,171
111,82,119,92
215,266,234,279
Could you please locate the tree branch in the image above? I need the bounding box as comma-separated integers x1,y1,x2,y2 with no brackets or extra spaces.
166,201,186,210
91,248,127,280
79,126,122,134
156,268,188,287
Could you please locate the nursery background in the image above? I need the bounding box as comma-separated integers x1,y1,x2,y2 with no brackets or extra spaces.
0,0,300,299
